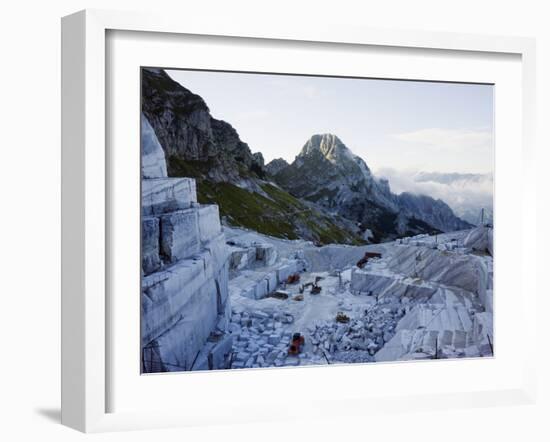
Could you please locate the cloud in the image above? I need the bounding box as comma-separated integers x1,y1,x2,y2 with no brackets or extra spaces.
392,128,493,152
375,167,493,224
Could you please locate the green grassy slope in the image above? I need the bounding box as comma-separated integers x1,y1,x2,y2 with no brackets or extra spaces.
169,156,363,245
199,181,364,245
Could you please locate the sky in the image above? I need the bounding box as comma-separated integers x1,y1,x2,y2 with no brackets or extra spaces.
166,69,494,175
165,69,494,218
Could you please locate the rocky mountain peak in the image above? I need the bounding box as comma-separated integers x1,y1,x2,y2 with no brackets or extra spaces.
299,134,360,166
292,134,372,182
265,158,290,176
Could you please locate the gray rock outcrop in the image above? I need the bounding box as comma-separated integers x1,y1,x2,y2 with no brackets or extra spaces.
141,68,265,183
265,158,289,176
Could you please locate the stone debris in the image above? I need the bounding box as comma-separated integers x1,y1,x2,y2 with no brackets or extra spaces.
336,312,350,323
141,216,161,274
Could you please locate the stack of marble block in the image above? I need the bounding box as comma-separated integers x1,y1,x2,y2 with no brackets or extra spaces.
140,176,233,372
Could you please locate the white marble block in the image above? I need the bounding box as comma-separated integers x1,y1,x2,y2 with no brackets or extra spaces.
264,271,278,293
209,334,234,369
275,263,292,284
141,250,228,344
141,113,168,179
255,243,277,266
160,208,200,262
197,205,222,243
142,216,161,275
142,178,197,216
229,247,250,270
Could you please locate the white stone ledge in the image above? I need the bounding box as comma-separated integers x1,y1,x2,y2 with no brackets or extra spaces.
160,208,200,263
141,233,229,345
197,205,221,243
141,216,161,275
142,177,197,216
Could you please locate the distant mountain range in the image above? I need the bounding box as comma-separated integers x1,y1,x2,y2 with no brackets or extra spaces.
377,168,493,225
142,68,473,244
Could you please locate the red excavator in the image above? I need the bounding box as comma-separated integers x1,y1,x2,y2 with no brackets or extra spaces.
288,333,305,355
286,273,301,284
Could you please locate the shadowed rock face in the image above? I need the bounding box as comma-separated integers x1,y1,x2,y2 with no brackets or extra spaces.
141,68,265,183
273,134,471,241
265,158,289,176
397,192,472,233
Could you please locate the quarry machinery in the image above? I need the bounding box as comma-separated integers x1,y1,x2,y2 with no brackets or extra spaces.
286,273,301,284
300,280,322,294
288,333,305,355
356,251,382,269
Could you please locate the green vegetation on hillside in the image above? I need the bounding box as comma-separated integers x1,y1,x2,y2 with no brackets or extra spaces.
197,181,363,245
168,154,364,245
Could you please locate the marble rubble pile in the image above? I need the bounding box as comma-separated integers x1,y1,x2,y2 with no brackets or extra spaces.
229,310,301,369
349,231,493,362
140,114,233,372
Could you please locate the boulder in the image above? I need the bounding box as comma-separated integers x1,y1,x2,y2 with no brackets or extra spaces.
209,334,234,369
142,216,161,274
198,205,222,243
255,243,277,266
229,247,251,270
142,178,197,216
141,113,167,179
160,209,200,262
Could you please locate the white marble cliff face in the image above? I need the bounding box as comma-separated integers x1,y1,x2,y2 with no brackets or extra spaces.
140,132,233,372
141,113,168,179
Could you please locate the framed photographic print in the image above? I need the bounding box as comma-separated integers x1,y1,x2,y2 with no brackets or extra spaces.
139,67,495,374
61,9,537,432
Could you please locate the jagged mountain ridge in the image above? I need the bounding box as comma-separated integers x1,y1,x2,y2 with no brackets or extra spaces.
141,68,364,245
271,134,472,240
265,158,289,176
397,192,472,232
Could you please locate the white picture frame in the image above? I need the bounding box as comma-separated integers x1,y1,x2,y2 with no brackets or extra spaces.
61,9,537,433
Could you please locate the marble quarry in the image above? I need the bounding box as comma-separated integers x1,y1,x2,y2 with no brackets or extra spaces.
224,228,493,369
